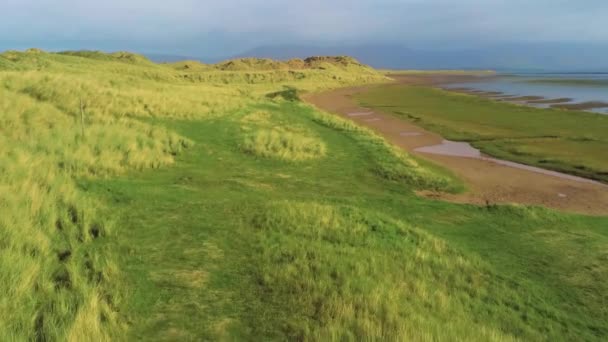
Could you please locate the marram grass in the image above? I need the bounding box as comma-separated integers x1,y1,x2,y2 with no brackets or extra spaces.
242,128,327,161
0,49,388,340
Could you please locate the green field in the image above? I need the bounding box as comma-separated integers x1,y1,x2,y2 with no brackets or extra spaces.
1,50,607,340
358,84,608,183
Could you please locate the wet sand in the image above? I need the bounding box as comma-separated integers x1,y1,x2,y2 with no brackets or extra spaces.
303,82,608,215
503,96,545,102
527,97,572,104
415,140,600,185
489,95,519,99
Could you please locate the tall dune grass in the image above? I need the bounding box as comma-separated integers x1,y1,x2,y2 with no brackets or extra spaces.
242,128,327,161
240,110,327,161
0,84,192,340
0,49,388,339
0,148,122,340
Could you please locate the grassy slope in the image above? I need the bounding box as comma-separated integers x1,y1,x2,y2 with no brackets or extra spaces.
87,104,608,341
1,49,607,340
358,84,608,182
0,49,387,340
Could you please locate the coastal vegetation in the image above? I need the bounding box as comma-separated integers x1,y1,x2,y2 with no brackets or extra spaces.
0,49,606,340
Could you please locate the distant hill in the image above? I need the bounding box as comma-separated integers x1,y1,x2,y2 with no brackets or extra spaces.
0,49,387,87
213,56,373,72
232,43,608,71
60,50,156,65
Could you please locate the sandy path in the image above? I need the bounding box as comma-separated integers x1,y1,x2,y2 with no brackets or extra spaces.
303,84,608,216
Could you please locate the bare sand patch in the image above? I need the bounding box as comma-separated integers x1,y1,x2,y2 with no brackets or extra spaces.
415,140,481,158
347,111,374,117
400,132,423,137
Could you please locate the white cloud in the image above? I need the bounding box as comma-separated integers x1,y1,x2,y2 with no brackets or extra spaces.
1,0,607,53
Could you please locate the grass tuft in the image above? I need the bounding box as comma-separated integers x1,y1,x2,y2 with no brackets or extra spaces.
242,127,327,161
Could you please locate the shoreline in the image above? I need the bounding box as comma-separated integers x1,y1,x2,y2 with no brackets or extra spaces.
418,74,608,113
303,80,608,215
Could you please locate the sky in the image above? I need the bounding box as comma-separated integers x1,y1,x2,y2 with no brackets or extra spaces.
1,0,607,58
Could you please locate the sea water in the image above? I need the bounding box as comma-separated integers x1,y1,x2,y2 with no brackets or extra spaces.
445,72,608,114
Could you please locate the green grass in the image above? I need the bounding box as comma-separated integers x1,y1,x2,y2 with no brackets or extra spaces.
357,84,608,182
0,49,386,340
85,103,608,340
1,49,607,340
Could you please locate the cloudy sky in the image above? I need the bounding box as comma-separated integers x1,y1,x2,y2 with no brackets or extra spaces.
1,0,606,57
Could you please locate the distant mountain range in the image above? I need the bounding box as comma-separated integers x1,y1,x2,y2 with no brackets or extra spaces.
145,42,608,71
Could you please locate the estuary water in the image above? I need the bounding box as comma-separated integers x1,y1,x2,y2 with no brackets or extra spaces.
444,72,608,114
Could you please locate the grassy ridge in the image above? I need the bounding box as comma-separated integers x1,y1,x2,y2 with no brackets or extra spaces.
0,49,386,340
358,84,608,182
1,49,607,340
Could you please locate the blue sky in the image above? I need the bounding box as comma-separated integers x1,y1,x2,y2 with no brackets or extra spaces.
1,0,607,57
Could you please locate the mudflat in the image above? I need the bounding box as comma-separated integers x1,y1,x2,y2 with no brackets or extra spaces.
303,82,608,215
552,101,608,110
527,97,572,104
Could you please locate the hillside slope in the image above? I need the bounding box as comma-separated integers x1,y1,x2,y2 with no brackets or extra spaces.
0,49,606,340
